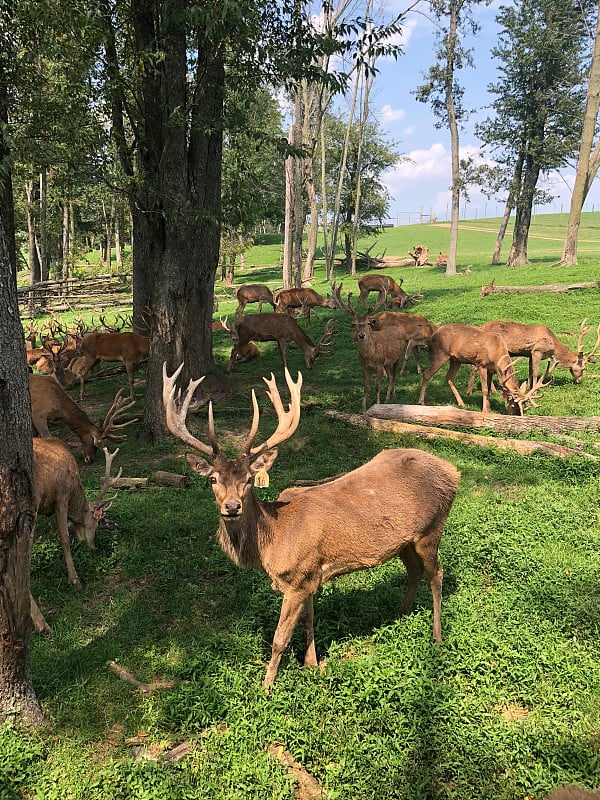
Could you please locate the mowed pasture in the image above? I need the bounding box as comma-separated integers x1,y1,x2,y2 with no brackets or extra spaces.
6,217,600,799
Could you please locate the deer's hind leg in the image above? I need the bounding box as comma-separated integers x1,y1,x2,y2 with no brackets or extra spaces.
413,527,445,643
445,359,466,407
398,543,424,616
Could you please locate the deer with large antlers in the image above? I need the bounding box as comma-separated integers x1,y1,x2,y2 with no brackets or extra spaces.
228,314,334,372
30,375,136,463
162,363,460,685
418,323,549,415
331,283,411,411
76,331,150,400
465,319,600,393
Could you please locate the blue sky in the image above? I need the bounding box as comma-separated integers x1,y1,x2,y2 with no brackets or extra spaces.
369,1,600,224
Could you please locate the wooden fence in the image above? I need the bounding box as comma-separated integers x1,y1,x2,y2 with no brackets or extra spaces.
18,273,132,318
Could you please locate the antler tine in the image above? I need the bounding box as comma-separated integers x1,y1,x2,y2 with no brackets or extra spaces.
162,362,215,457
315,318,336,356
249,369,303,455
242,389,261,454
330,282,355,317
521,360,557,407
583,321,600,363
96,446,123,502
577,318,591,354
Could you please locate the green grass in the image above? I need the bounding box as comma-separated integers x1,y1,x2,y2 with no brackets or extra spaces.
7,215,600,799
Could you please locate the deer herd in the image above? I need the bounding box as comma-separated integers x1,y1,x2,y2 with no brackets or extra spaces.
22,273,599,684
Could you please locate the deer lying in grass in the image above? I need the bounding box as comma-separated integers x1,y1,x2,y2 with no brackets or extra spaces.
29,375,136,463
418,323,549,415
77,331,150,400
163,364,460,685
357,274,409,308
465,318,600,393
274,287,336,323
368,310,438,377
331,283,410,411
228,314,334,372
234,284,276,315
32,438,121,589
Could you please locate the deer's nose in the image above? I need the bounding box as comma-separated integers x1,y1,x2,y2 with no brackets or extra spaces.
223,499,242,516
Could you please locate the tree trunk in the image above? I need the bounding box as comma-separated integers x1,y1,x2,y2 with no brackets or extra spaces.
303,153,318,282
0,215,44,727
507,157,539,267
561,3,600,266
39,169,48,282
0,71,16,275
25,181,40,286
282,123,294,289
492,152,523,265
445,1,460,277
61,201,69,280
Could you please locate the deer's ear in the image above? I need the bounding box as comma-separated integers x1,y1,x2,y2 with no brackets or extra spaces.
186,452,213,476
250,448,278,475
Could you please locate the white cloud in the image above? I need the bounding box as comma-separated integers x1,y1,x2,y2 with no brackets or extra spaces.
380,104,405,122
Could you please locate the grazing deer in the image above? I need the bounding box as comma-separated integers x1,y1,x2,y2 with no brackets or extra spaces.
163,364,460,685
465,319,600,392
234,284,277,316
331,283,410,411
228,313,334,372
357,274,409,309
77,331,150,400
368,310,438,377
418,323,548,415
32,438,122,588
216,317,260,364
29,375,136,463
274,287,336,323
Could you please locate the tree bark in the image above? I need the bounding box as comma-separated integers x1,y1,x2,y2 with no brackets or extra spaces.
507,156,539,266
561,2,600,266
492,151,523,264
0,215,44,727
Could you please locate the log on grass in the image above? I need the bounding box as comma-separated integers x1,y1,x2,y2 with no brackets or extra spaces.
366,404,600,435
153,470,190,488
480,279,600,298
325,410,600,461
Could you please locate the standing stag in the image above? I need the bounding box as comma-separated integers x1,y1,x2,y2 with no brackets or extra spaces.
234,284,277,315
418,324,549,415
465,319,600,392
331,283,411,411
30,375,136,462
368,310,438,376
357,274,409,308
228,313,334,372
274,287,336,323
163,364,460,685
30,439,121,634
76,330,150,400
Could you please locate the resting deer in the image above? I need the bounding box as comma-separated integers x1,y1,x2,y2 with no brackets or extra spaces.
331,283,410,411
30,375,136,463
357,274,409,308
234,284,276,315
77,330,150,400
274,287,336,323
368,310,438,377
418,323,549,415
228,314,334,372
163,364,460,685
466,319,600,393
216,317,260,364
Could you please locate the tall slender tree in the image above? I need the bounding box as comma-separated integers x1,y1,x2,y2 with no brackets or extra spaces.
415,0,489,276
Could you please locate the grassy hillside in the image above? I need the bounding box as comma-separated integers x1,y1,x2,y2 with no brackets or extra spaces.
5,214,600,800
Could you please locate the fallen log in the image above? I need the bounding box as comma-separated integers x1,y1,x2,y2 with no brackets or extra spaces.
480,279,600,298
366,403,600,435
113,477,148,489
325,409,600,461
153,470,190,488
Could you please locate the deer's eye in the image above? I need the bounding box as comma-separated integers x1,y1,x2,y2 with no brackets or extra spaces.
210,477,217,484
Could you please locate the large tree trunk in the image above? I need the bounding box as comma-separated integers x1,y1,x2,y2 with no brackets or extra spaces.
561,3,600,266
0,216,44,727
507,157,539,267
138,19,223,442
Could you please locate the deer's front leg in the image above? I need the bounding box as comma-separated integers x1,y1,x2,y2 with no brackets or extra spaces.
300,595,317,668
55,504,81,587
445,360,466,407
264,591,311,686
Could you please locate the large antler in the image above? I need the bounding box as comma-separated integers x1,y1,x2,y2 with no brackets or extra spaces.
95,446,123,505
313,318,336,358
162,362,217,457
330,282,356,317
98,388,138,442
244,368,303,456
577,318,600,364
